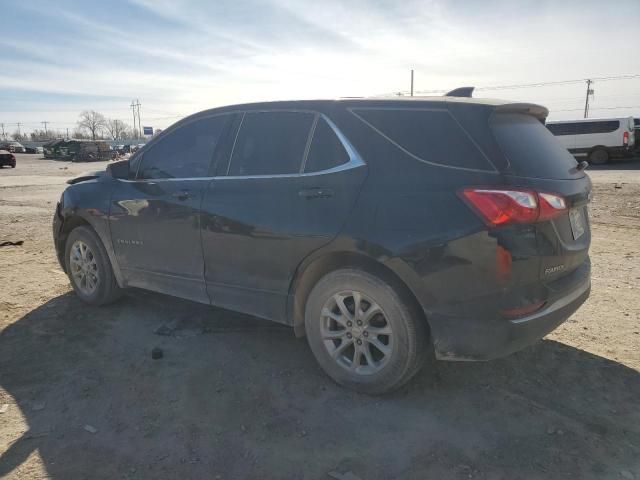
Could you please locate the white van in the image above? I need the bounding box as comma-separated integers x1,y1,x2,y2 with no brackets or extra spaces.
546,116,635,164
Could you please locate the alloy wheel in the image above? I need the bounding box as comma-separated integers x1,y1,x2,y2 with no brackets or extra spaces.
69,240,99,295
320,290,393,375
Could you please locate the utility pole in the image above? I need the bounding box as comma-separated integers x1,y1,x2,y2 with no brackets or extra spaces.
583,79,594,119
42,121,49,137
0,123,5,139
135,99,142,138
410,69,414,97
66,128,69,139
131,100,138,138
16,123,22,137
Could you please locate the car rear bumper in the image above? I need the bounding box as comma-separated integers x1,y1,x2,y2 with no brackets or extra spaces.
428,262,591,361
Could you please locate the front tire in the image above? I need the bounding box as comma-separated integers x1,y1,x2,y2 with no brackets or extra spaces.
304,269,428,394
65,226,122,305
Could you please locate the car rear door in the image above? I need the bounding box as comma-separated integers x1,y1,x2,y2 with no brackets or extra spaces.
109,113,231,303
200,110,367,322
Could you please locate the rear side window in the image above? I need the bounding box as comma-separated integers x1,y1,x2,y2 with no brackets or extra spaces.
228,111,315,176
139,115,228,179
352,108,493,170
492,113,579,179
304,118,350,173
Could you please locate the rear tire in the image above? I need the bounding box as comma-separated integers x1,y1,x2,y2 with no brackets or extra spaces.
65,226,123,305
304,269,428,394
589,148,609,165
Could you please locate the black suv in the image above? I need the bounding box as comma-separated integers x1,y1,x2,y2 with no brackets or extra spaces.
53,97,591,393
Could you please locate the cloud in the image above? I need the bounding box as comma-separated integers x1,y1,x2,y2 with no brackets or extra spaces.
0,0,639,132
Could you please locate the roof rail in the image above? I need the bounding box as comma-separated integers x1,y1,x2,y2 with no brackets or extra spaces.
445,87,475,98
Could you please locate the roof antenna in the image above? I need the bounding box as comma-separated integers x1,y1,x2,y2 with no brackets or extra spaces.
445,87,475,98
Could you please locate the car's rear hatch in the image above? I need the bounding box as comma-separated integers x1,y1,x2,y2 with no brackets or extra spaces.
449,100,591,291
490,109,591,283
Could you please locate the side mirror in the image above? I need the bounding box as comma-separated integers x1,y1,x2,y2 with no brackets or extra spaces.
107,159,130,179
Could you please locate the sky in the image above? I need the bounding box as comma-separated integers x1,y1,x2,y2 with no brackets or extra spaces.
1,0,639,136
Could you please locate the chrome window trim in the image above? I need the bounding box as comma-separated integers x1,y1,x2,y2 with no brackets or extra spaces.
118,110,365,183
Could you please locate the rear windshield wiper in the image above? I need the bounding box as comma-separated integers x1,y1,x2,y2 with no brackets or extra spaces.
576,161,589,171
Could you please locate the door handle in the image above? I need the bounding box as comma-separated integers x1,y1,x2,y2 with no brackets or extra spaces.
298,188,334,199
172,190,191,201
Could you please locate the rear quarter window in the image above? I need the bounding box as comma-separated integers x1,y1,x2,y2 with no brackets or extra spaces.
351,108,494,171
493,113,579,180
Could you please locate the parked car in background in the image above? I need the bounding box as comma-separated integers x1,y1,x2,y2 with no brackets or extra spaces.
0,149,16,168
43,139,66,159
24,146,44,154
634,118,639,153
0,141,26,153
546,116,635,164
59,140,111,162
53,97,591,393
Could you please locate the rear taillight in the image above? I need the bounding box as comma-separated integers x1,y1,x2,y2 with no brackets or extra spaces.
623,131,629,146
538,192,567,221
461,188,567,226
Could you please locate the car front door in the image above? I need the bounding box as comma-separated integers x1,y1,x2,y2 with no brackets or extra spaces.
200,110,367,322
109,114,231,303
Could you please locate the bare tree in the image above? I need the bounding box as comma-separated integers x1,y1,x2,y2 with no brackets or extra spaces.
72,129,90,140
77,110,107,140
11,131,26,142
105,119,129,141
30,129,50,141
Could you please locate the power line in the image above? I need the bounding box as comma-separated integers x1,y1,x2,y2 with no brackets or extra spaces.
554,105,640,113
407,73,640,96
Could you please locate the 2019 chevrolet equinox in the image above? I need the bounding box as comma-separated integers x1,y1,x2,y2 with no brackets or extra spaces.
53,96,591,393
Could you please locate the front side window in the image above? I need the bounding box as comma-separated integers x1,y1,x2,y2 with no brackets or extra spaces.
228,111,315,176
304,118,350,173
139,115,228,179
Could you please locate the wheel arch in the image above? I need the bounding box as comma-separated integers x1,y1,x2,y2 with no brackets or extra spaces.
288,250,430,338
57,211,125,287
588,145,609,155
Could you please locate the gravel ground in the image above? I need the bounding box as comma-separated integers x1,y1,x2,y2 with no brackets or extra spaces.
0,154,639,480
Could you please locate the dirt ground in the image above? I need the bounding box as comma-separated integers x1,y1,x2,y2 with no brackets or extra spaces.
0,154,639,480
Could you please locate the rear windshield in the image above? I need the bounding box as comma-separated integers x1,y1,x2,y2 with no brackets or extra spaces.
491,113,580,179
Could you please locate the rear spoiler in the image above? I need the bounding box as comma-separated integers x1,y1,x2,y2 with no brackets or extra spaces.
444,87,549,121
494,103,549,121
